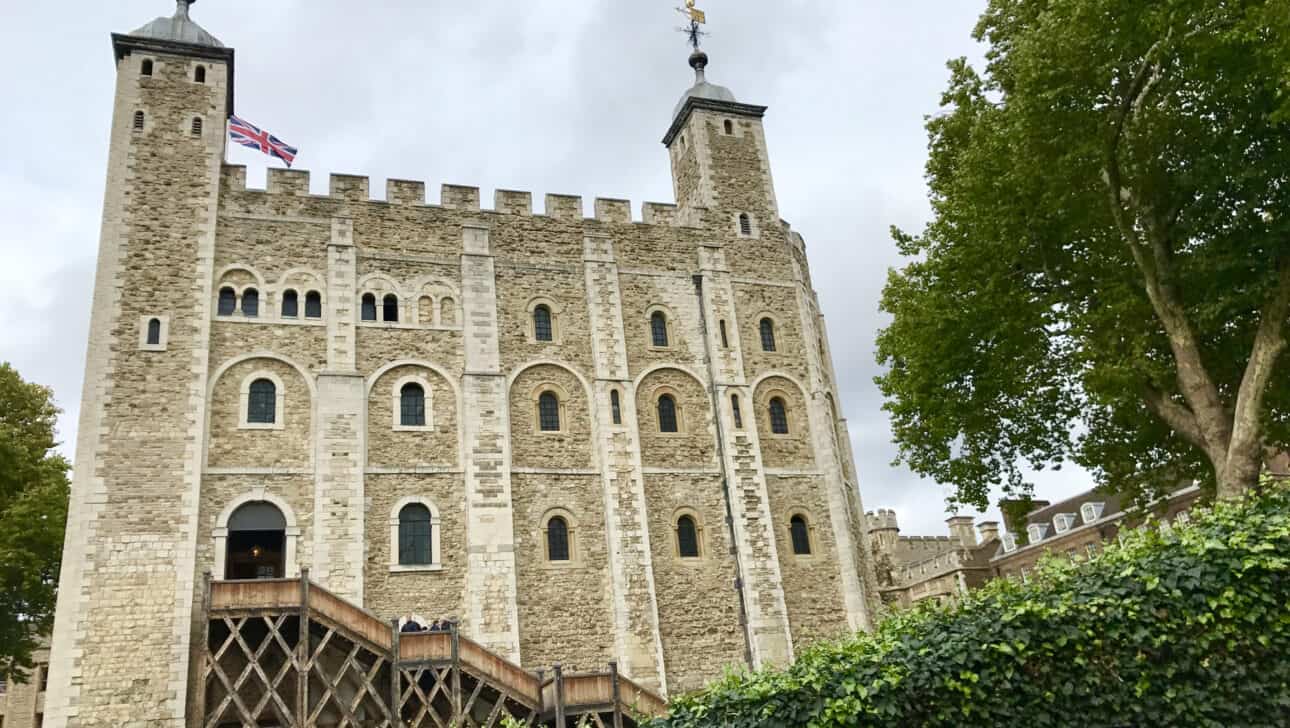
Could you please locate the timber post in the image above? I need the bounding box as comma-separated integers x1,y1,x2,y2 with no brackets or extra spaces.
298,567,310,724
610,660,623,728
451,618,463,721
196,570,212,722
390,618,401,723
553,663,565,728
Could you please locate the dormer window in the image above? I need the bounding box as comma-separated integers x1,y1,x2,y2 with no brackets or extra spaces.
1026,523,1048,543
1080,502,1105,524
1053,513,1077,533
1001,533,1017,553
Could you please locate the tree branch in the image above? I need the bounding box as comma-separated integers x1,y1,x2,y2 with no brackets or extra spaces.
1225,261,1290,488
1141,383,1215,460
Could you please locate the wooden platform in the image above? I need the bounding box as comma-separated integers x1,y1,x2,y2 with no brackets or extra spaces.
198,570,667,727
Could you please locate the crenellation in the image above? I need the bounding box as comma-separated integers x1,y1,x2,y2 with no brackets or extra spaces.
221,164,247,192
641,201,678,226
267,167,310,196
386,178,427,206
329,173,370,201
495,189,533,216
544,193,584,220
594,198,633,224
442,184,481,211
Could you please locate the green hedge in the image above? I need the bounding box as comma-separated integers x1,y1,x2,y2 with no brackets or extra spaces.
648,484,1290,727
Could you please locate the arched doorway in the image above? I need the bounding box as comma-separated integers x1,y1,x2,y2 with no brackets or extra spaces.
225,501,286,580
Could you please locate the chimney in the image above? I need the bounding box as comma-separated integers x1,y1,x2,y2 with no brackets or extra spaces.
946,516,977,548
976,521,1000,544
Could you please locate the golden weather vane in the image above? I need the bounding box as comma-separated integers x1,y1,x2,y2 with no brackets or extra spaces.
676,0,708,51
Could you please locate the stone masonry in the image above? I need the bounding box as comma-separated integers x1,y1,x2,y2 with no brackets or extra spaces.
44,6,879,725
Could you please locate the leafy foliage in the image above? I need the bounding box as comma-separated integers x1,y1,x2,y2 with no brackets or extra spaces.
0,363,70,682
876,0,1290,508
648,482,1290,727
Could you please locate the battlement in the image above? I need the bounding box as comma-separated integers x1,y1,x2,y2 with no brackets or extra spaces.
220,165,705,230
865,508,900,531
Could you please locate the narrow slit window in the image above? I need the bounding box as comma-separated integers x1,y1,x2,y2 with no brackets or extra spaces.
677,515,700,558
400,383,426,427
281,290,298,318
739,213,752,236
398,504,433,565
146,318,161,346
383,294,399,322
361,293,377,321
731,394,743,429
133,111,145,131
790,515,811,555
760,318,777,351
769,397,789,435
194,65,206,84
534,305,553,342
217,287,236,316
547,517,570,561
191,117,203,136
241,289,259,317
304,291,322,318
538,391,561,432
657,395,678,433
719,320,729,348
650,311,669,347
141,59,153,76
724,119,734,135
610,389,622,425
247,379,276,424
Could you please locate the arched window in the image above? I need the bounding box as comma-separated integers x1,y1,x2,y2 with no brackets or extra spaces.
304,291,322,318
769,397,789,435
723,119,734,135
739,213,752,237
610,389,622,425
677,515,700,558
398,504,433,565
731,394,743,429
281,290,298,318
247,379,277,424
400,383,426,427
194,65,206,83
146,318,162,346
439,297,456,326
657,394,678,433
790,515,812,555
546,516,570,561
538,391,561,432
241,288,259,317
133,110,145,131
650,311,669,347
191,117,203,136
218,287,236,316
418,296,434,325
361,293,377,321
759,318,777,351
383,294,399,322
141,59,153,76
719,320,729,348
533,305,553,342
226,502,287,580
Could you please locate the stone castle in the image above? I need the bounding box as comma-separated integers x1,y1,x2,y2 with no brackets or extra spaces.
44,2,878,725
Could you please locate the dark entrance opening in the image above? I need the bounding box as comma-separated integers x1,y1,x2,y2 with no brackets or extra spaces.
225,501,287,580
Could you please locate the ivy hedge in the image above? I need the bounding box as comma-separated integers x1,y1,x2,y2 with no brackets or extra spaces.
648,484,1290,727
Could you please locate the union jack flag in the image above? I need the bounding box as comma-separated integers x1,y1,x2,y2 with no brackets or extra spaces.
228,115,298,168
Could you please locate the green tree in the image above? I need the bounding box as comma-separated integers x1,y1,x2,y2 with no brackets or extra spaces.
876,0,1290,509
0,363,70,681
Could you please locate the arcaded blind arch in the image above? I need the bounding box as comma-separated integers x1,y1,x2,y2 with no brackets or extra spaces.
759,317,777,352
400,382,426,426
247,379,277,424
241,288,259,317
361,293,377,321
769,397,789,435
218,287,236,316
281,289,298,318
304,290,322,318
676,515,700,558
790,514,812,555
538,391,561,432
383,293,399,322
398,503,433,565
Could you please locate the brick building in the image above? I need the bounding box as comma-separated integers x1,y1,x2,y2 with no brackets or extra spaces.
43,2,878,726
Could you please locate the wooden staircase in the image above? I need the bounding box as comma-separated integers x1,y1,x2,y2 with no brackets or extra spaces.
197,570,668,727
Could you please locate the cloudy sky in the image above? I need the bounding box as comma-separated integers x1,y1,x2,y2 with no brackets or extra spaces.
0,0,1091,536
